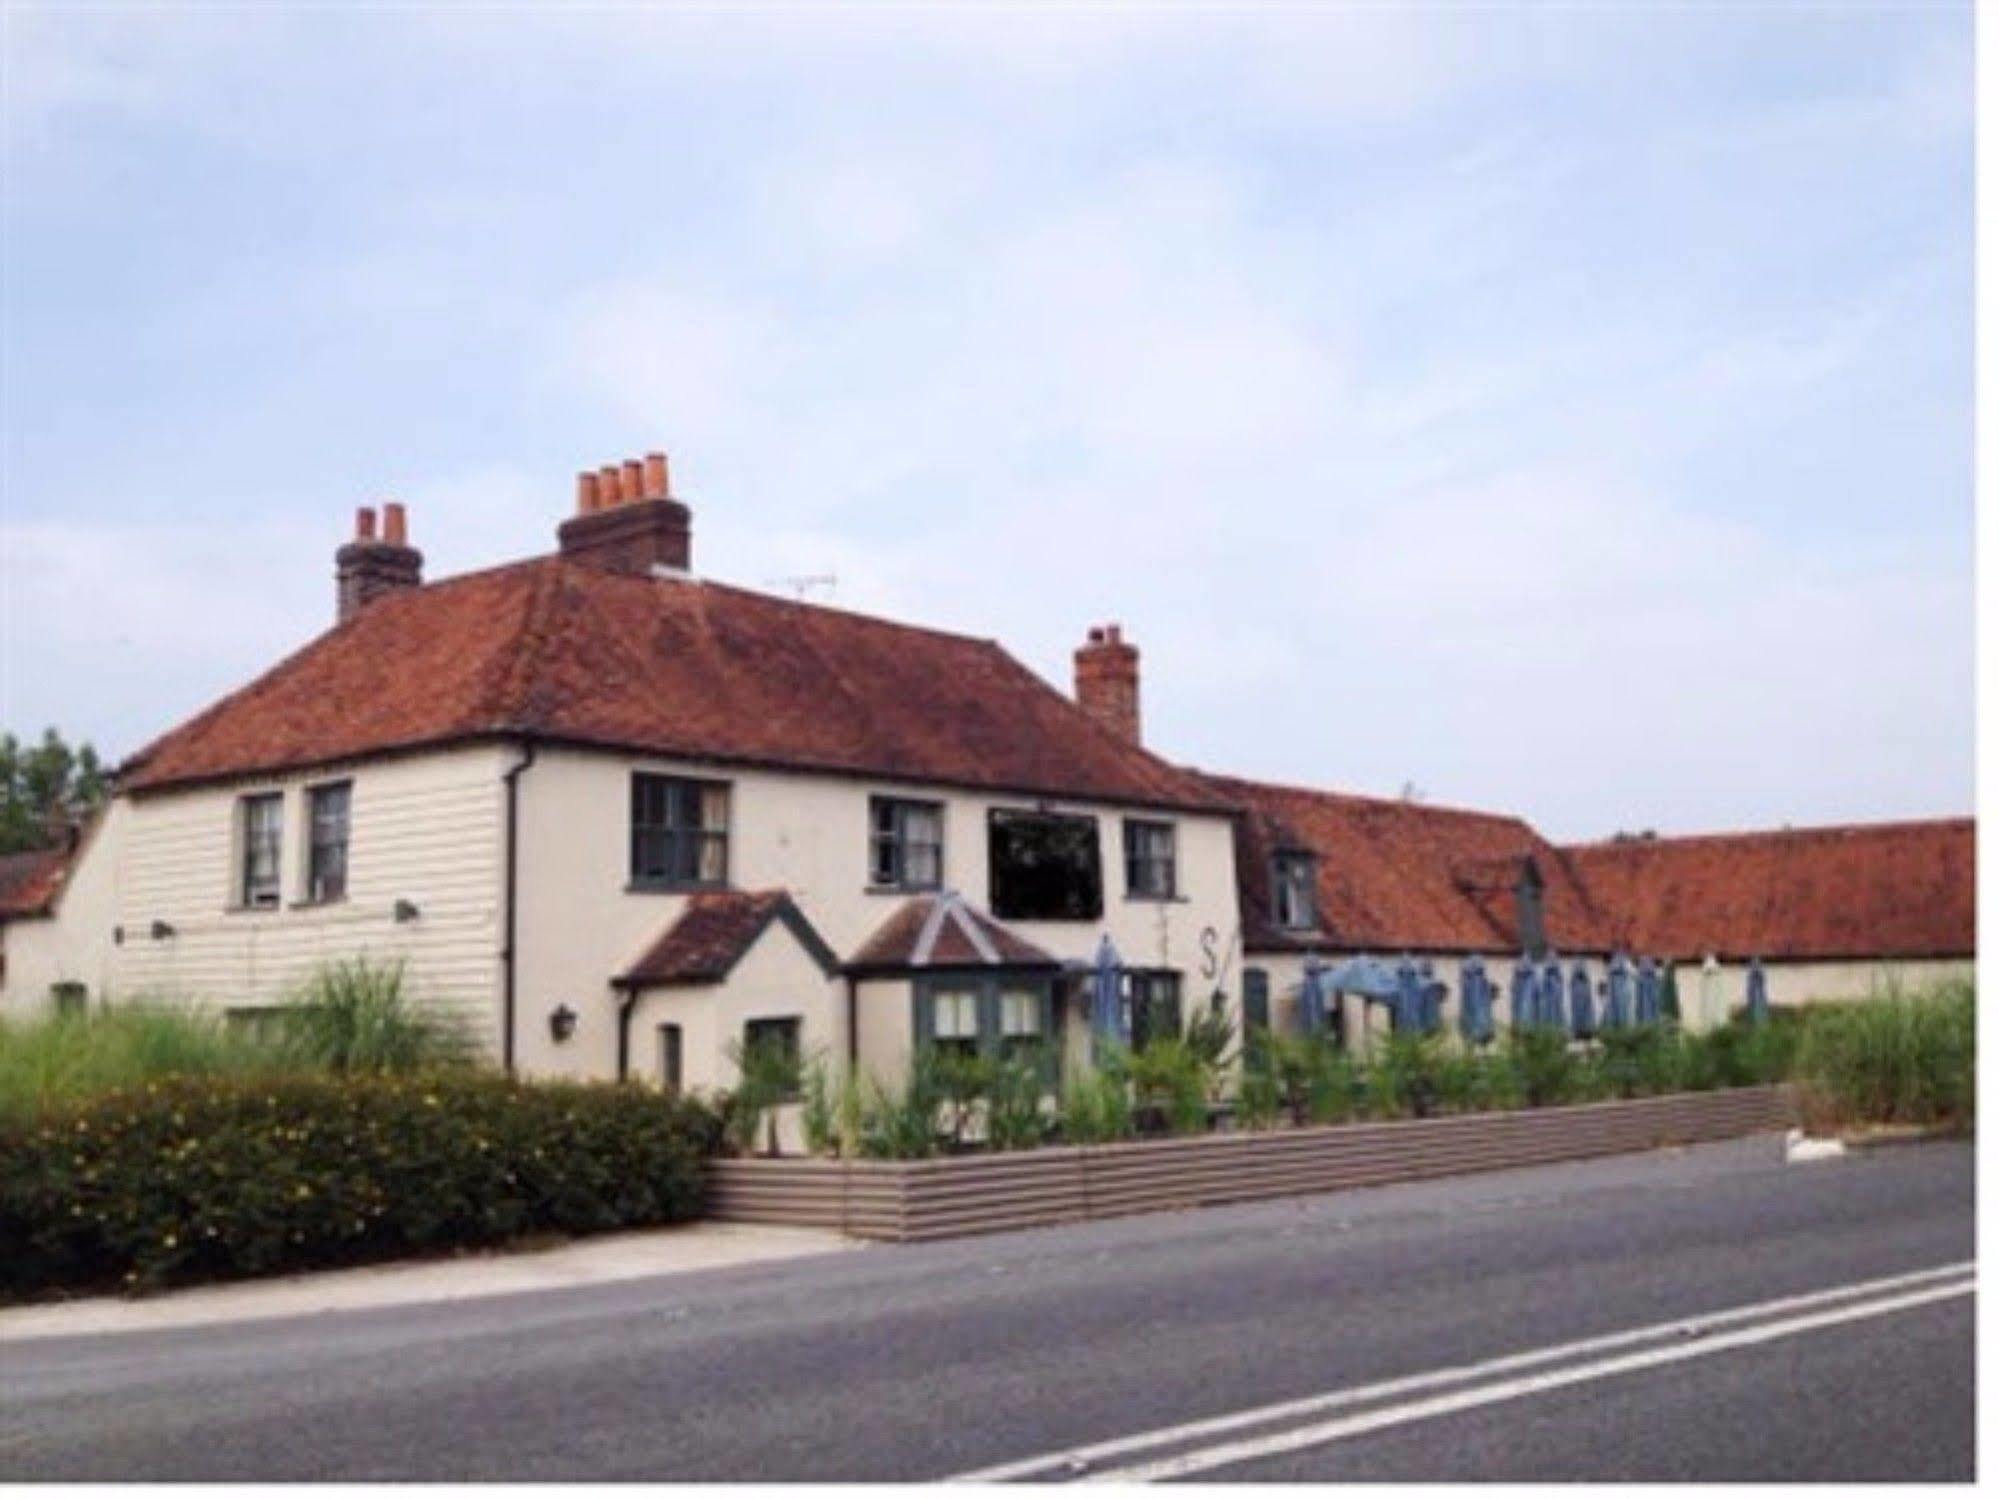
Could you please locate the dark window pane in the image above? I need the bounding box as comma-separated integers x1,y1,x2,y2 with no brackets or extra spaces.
989,810,1102,920
632,773,730,887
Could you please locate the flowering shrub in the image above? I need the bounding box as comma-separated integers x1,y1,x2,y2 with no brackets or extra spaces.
0,1072,722,1299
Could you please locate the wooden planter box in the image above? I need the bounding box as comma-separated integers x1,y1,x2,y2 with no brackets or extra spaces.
706,1085,1792,1243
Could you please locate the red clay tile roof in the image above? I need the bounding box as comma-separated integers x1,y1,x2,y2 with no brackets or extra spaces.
1201,773,1613,956
849,891,1060,972
0,845,74,921
1562,819,1975,961
120,557,1226,813
617,890,837,988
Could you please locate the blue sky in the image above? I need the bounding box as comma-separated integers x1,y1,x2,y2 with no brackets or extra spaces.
1,3,1972,840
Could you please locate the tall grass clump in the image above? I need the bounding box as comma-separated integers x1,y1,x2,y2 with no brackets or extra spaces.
0,1006,275,1121
280,958,470,1074
1793,979,1974,1134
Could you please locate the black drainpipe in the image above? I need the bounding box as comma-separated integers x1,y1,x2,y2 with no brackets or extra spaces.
500,739,538,1074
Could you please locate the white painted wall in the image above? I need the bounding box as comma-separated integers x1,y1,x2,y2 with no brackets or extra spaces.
510,743,1242,1084
0,746,510,1048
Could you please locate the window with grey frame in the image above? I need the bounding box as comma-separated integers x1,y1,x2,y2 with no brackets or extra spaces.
306,781,351,904
659,1023,683,1093
914,976,1058,1079
239,793,283,909
742,1016,802,1098
1272,850,1318,931
631,774,730,888
1123,818,1177,899
870,796,944,890
1126,969,1183,1050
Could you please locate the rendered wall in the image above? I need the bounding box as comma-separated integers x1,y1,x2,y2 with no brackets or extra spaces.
510,744,1242,1084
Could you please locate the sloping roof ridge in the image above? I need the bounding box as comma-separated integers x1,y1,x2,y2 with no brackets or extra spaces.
1197,769,1535,829
1562,815,1975,854
642,570,1004,650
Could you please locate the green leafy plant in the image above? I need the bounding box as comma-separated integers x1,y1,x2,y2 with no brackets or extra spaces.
1793,979,1973,1133
800,1056,837,1156
721,1032,803,1157
0,1072,722,1299
932,1047,992,1149
854,1050,946,1159
1127,1036,1212,1135
1502,1027,1578,1108
1059,1062,1134,1145
279,958,468,1075
985,1048,1050,1151
1236,1053,1282,1130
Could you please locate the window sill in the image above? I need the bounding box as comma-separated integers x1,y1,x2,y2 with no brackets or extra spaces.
289,896,349,911
1124,892,1188,905
864,883,943,897
626,880,732,895
224,903,282,916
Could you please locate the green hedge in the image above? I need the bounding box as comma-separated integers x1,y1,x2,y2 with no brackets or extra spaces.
0,1072,723,1299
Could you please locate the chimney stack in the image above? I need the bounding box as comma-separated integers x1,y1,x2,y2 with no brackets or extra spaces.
335,503,423,623
557,449,691,575
1074,623,1141,745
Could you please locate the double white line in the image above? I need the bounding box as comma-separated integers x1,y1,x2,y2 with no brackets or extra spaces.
946,1261,1975,1484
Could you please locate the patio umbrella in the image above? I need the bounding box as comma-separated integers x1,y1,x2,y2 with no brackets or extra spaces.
1300,954,1330,1036
1320,955,1401,999
1459,957,1495,1045
1604,953,1634,1030
1510,958,1536,1031
1090,934,1126,1050
1568,961,1596,1039
1538,958,1565,1030
1636,958,1662,1026
1745,958,1770,1026
1660,962,1682,1025
1393,956,1423,1034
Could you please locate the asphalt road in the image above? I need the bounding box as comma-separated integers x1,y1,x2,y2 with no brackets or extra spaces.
0,1134,1974,1482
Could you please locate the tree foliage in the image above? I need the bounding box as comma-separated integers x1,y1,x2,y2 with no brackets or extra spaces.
0,728,107,854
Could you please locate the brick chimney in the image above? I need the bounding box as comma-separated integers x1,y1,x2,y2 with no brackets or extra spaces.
1074,623,1141,745
335,503,422,622
557,450,690,575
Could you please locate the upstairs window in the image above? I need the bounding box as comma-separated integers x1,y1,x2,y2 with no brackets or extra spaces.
239,793,283,909
1122,819,1178,899
989,809,1102,921
1272,851,1318,931
870,797,944,890
632,774,730,888
306,781,351,904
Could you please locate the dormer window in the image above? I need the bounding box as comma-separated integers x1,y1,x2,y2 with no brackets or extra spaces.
1272,851,1318,931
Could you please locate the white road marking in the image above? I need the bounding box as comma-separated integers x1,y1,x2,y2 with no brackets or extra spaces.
945,1260,1975,1483
1086,1279,1974,1483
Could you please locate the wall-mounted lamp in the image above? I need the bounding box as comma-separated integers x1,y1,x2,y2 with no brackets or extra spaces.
392,899,421,924
549,1004,578,1044
149,919,176,941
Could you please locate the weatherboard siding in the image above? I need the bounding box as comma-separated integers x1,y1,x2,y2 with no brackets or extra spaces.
7,745,509,1043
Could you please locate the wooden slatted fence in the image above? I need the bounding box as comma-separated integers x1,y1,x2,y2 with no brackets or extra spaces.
705,1085,1790,1243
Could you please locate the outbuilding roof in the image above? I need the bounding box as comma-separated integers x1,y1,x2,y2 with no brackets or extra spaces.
849,891,1060,973
1562,819,1975,962
120,556,1229,814
1202,773,1614,956
0,845,71,921
616,890,839,989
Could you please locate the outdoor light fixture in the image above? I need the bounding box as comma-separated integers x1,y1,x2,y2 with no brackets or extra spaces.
392,898,421,924
149,919,176,941
549,1005,578,1043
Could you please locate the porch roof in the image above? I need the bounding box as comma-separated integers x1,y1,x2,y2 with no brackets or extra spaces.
848,891,1060,974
